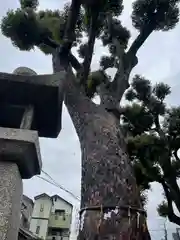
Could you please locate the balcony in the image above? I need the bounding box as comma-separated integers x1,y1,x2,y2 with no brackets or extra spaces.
48,214,71,229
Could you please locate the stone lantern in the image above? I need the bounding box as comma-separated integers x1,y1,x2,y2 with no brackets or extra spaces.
0,67,64,240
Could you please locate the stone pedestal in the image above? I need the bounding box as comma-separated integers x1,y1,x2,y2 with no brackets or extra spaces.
0,67,64,240
0,127,42,179
0,127,42,239
0,163,22,240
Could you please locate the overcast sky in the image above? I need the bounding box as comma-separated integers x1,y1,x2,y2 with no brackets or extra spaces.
1,0,180,239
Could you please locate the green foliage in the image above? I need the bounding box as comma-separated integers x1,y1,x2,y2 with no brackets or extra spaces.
103,0,124,16
20,0,39,9
100,55,115,70
123,104,154,135
123,75,180,223
157,201,169,217
1,1,83,54
1,0,179,63
153,83,171,101
164,107,180,137
78,42,88,58
101,18,130,48
1,8,41,50
132,0,180,31
83,0,123,28
86,70,109,98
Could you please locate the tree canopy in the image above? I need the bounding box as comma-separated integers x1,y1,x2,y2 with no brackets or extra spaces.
1,0,180,101
122,75,180,225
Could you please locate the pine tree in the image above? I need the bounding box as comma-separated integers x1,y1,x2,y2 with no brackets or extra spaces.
123,75,180,226
1,0,180,238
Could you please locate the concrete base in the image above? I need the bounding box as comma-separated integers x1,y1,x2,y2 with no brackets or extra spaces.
0,127,42,179
0,162,22,240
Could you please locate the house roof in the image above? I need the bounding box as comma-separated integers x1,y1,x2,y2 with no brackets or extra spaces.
23,195,34,206
34,193,51,200
34,193,73,207
51,194,73,207
19,227,40,239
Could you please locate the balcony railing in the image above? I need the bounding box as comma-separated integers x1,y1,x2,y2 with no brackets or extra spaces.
48,214,71,229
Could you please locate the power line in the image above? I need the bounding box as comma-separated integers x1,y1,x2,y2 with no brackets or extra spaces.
36,170,80,202
42,169,80,201
36,175,80,201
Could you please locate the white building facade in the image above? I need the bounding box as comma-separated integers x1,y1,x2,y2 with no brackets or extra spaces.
30,194,73,240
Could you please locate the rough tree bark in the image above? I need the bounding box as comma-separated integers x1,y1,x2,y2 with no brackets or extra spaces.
53,51,151,240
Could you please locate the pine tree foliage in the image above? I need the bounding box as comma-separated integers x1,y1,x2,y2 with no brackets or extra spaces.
122,75,180,225
1,0,180,97
132,0,180,31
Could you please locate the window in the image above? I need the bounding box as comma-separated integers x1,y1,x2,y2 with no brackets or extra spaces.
36,226,40,234
55,210,65,216
40,204,44,212
62,230,69,237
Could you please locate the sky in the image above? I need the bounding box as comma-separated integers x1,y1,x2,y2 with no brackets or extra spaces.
1,0,180,239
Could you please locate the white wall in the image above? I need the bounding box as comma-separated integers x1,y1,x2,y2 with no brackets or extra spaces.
30,196,52,239
51,197,73,215
30,218,49,240
31,196,52,218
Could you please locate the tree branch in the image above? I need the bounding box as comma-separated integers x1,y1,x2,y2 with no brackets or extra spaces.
42,37,81,71
63,0,82,51
127,22,155,57
102,22,155,114
42,0,82,72
174,150,180,162
81,12,98,85
105,106,125,119
161,180,180,226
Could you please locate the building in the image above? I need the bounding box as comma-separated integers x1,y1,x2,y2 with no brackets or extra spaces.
18,228,40,240
30,193,73,240
21,195,34,229
19,195,39,240
172,228,180,240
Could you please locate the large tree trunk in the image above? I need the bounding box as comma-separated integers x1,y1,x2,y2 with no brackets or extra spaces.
52,53,151,240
